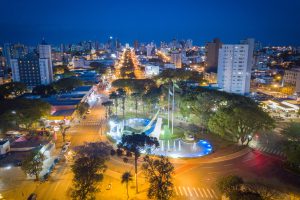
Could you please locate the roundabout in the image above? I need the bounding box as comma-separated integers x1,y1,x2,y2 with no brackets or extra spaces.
107,114,213,158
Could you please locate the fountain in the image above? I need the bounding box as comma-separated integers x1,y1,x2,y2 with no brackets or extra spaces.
107,116,213,158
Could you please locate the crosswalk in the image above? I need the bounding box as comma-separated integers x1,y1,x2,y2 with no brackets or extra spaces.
174,186,219,199
255,146,286,157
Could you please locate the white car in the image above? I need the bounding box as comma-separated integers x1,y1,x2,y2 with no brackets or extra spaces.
65,141,71,147
61,145,68,153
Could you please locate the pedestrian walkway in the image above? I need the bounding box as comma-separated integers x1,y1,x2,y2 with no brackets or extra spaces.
255,146,286,157
174,186,219,199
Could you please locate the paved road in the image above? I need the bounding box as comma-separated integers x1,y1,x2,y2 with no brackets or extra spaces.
2,98,300,199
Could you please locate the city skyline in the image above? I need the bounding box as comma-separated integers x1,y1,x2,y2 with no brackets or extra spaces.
1,0,300,45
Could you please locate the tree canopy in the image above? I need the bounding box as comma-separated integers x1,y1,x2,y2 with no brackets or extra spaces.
142,155,174,200
118,132,159,193
21,150,45,181
154,68,202,84
71,142,112,200
208,105,274,145
0,98,51,131
32,85,57,97
112,79,156,94
0,82,26,99
281,122,300,141
52,77,83,92
217,175,244,197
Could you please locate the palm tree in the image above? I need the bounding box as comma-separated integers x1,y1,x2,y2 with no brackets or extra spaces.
117,88,126,120
131,92,140,117
102,101,113,119
121,171,133,199
109,92,119,115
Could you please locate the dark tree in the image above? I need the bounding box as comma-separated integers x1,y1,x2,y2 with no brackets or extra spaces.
0,82,26,99
208,105,274,145
32,85,56,96
121,172,133,200
217,175,244,197
21,150,45,181
142,155,174,200
77,102,90,116
102,101,113,118
109,91,119,115
52,77,83,92
116,88,126,120
281,122,300,141
71,142,112,200
118,133,159,193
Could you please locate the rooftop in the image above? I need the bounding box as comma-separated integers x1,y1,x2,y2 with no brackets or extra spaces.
52,109,76,116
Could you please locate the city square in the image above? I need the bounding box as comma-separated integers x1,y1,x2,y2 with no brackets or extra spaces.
0,1,300,200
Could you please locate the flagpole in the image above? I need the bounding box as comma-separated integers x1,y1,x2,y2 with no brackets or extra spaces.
167,84,170,128
172,82,174,135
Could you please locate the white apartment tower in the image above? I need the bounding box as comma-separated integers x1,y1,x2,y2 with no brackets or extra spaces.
217,39,254,95
38,43,53,84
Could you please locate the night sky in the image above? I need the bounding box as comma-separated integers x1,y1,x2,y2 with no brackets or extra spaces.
1,0,300,45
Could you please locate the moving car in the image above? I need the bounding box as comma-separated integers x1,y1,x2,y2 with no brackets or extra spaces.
27,193,37,200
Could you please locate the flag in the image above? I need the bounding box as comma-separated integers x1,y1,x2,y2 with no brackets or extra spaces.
169,88,173,96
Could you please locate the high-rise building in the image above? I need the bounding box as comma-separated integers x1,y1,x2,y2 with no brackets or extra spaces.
146,43,154,57
217,39,254,95
205,38,222,73
170,51,182,68
38,42,53,83
133,40,139,50
11,42,53,87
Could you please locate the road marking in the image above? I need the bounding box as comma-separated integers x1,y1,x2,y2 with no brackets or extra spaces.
178,186,183,196
197,188,204,197
187,187,193,197
211,189,218,198
261,147,266,151
174,186,179,195
202,166,213,168
53,182,60,192
206,188,213,198
202,188,208,198
182,186,188,196
193,187,199,197
272,149,277,154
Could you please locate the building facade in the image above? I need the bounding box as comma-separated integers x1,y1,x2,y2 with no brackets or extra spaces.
170,51,182,68
217,43,252,95
205,38,222,72
11,44,53,87
283,68,300,93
